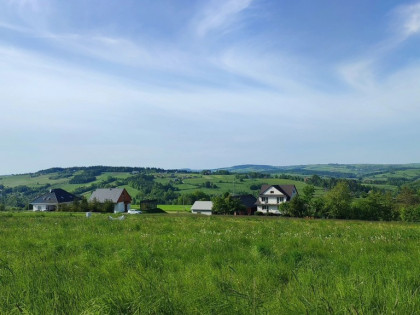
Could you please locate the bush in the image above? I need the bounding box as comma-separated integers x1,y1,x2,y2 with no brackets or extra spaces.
401,206,420,222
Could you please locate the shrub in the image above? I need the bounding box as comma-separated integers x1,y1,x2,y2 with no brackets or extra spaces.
401,206,420,222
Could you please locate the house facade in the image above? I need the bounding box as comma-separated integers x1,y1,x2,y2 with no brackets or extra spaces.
191,201,213,215
255,184,298,214
89,188,132,213
31,188,77,211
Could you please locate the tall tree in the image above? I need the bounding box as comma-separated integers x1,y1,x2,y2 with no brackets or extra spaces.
324,182,352,219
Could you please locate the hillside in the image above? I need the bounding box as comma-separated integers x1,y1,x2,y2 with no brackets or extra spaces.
218,163,420,178
1,163,420,210
0,166,312,209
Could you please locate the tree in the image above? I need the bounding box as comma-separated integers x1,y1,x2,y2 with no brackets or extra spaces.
323,182,352,219
80,197,89,212
311,197,326,218
287,195,307,218
352,191,394,221
302,185,315,204
212,193,245,215
396,186,419,206
401,205,420,222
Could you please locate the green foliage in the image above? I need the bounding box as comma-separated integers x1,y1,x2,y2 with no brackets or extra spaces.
69,170,99,184
249,184,261,190
199,181,218,189
401,205,420,222
212,192,245,215
396,186,420,206
352,191,394,221
324,182,352,219
102,200,115,213
288,196,307,217
175,191,210,205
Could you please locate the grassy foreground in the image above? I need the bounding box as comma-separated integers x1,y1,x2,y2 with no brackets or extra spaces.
0,213,419,314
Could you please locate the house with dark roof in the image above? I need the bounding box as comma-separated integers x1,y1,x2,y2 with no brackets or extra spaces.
31,188,77,211
232,194,257,215
255,184,298,215
89,188,132,213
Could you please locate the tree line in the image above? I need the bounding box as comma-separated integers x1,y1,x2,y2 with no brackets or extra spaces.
280,182,420,222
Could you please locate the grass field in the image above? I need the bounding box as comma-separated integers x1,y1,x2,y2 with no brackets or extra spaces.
157,204,192,212
0,212,419,314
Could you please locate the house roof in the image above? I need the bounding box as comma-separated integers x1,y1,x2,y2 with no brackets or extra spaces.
232,194,257,208
191,201,213,211
31,188,77,205
259,184,298,199
89,188,126,203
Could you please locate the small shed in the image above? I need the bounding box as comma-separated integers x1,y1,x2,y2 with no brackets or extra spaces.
191,201,213,215
140,199,158,211
89,188,132,213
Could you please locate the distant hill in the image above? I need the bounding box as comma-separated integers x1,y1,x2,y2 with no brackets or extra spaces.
217,163,420,178
2,163,420,210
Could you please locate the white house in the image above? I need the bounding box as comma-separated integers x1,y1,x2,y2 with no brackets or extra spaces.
191,201,213,215
89,188,132,213
31,188,78,211
255,184,298,215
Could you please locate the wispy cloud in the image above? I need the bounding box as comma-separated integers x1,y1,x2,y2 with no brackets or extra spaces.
7,0,40,10
393,2,420,39
194,0,253,37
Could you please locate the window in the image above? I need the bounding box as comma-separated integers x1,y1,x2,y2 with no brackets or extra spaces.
262,205,268,210
270,191,274,193
277,197,284,203
261,197,268,203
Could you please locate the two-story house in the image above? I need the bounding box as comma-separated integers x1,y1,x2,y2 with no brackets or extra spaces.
255,184,298,214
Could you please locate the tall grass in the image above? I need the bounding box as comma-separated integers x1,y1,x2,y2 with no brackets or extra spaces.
0,212,419,314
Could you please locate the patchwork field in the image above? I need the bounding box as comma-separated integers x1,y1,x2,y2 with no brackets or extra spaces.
0,212,419,314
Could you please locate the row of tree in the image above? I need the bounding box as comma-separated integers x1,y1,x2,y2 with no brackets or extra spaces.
281,183,420,222
57,198,116,213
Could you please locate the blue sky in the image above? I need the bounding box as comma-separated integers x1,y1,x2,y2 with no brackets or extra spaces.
1,0,420,174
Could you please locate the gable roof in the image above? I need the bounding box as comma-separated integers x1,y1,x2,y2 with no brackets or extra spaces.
191,201,213,211
89,188,127,203
31,188,77,205
259,184,298,199
232,194,257,208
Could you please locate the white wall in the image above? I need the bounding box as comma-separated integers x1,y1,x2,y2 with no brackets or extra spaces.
33,204,47,211
114,202,125,213
256,205,280,213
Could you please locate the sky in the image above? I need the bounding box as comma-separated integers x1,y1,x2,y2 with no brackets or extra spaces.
1,0,420,174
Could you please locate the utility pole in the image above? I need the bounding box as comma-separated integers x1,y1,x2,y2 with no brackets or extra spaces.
0,189,3,211
233,177,235,195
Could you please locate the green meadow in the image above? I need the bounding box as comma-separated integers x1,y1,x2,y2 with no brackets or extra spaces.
0,212,419,314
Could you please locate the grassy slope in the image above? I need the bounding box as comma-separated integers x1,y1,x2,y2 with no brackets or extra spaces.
0,171,318,200
2,163,420,202
0,212,419,314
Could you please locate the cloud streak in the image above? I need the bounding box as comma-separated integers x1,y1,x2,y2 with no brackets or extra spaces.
194,0,253,37
0,1,420,174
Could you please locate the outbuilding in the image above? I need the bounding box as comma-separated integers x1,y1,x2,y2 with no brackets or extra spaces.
89,188,132,213
191,201,213,215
